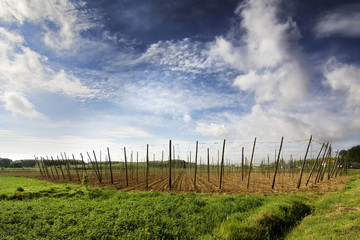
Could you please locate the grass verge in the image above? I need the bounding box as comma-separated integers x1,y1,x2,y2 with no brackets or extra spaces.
286,170,360,240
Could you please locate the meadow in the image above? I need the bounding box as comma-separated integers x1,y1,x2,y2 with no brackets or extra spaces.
1,170,359,239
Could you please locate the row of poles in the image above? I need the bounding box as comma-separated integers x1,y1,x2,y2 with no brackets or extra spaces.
35,136,348,190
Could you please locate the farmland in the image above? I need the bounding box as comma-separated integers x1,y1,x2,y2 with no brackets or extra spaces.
1,170,359,239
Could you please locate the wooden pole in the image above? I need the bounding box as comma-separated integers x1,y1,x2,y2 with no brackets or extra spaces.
241,147,244,181
87,152,100,183
124,147,128,187
169,140,172,189
315,143,329,183
61,153,72,181
35,157,44,177
306,143,324,186
72,154,81,182
57,156,66,179
107,147,113,184
219,139,226,189
207,148,210,181
92,151,102,183
247,137,257,189
80,153,87,174
146,145,149,188
194,141,198,189
297,136,312,189
51,156,60,179
330,150,339,179
136,152,139,183
271,137,284,189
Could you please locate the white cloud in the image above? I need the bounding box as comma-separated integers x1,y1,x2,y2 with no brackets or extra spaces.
324,58,360,110
3,91,42,118
0,27,97,117
314,4,360,38
137,38,228,74
0,0,93,52
207,37,245,70
237,0,289,69
46,70,98,98
196,122,230,138
208,0,309,108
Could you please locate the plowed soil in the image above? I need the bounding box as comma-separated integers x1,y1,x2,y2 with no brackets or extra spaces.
2,169,349,195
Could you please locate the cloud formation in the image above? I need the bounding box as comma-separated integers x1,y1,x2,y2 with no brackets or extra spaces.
314,4,360,38
0,0,93,52
209,0,309,108
3,91,42,118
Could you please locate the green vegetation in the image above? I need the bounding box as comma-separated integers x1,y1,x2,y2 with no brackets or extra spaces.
1,171,359,239
0,175,312,239
286,170,360,240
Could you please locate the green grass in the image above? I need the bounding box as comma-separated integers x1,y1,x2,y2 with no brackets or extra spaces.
286,170,360,240
0,175,314,240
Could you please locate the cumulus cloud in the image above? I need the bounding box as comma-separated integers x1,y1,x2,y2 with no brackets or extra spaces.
323,58,360,110
3,91,42,118
314,4,360,38
209,0,309,108
0,27,97,118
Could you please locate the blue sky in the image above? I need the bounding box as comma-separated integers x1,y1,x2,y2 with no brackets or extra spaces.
0,0,360,161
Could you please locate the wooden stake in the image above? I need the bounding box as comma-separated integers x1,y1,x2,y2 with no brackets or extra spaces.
271,137,284,189
72,154,81,182
247,137,257,189
50,156,60,179
241,147,244,181
169,140,172,189
297,136,312,189
194,141,198,189
219,139,226,189
146,144,149,188
80,153,87,174
107,147,113,184
124,147,128,187
207,148,210,181
57,156,66,179
306,143,324,186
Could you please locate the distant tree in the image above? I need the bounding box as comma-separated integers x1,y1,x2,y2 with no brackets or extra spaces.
10,161,23,168
339,149,348,159
21,160,37,168
0,158,12,168
348,145,360,163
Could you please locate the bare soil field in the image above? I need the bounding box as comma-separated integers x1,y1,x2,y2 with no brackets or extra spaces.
2,169,349,195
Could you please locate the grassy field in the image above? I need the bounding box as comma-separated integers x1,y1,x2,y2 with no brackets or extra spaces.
0,171,358,239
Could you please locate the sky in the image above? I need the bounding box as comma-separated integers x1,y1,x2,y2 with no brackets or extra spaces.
0,0,360,161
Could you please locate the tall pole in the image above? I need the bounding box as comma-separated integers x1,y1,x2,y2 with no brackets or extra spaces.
219,139,226,189
247,137,257,189
169,140,172,189
194,141,198,188
297,136,312,189
271,137,284,189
